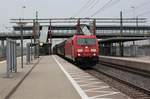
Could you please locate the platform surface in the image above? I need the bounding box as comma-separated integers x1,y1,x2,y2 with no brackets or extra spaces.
0,57,40,99
0,55,130,99
100,55,150,63
10,56,81,99
99,55,150,72
54,55,129,99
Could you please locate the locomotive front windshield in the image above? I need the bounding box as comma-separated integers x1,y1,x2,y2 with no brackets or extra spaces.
77,38,96,45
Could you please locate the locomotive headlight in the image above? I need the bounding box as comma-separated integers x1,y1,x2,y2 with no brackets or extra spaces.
91,49,96,52
78,53,81,56
77,49,83,52
39,42,43,47
93,53,96,56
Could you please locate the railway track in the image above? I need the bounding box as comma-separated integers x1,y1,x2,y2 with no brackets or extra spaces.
85,61,150,99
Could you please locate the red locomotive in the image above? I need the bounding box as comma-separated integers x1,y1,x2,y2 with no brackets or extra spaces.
53,34,99,67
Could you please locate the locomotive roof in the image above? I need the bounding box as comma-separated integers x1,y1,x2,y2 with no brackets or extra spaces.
65,34,97,42
73,35,96,38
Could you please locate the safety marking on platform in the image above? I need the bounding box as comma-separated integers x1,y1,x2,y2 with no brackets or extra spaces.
94,98,112,99
53,56,89,99
89,92,120,99
71,75,92,78
76,79,98,83
72,76,94,79
80,82,104,86
70,73,93,76
73,78,99,82
69,72,90,75
70,74,91,77
85,86,110,92
54,55,129,99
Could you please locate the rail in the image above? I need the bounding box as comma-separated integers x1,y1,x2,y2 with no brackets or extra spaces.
94,58,150,93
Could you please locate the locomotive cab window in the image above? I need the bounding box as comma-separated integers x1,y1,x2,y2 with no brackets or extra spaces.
77,38,96,45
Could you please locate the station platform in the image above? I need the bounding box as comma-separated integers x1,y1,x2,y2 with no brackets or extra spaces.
0,55,129,99
0,57,39,99
99,55,150,72
100,56,150,63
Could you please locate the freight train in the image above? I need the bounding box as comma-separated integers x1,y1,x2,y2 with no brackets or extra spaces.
53,34,99,67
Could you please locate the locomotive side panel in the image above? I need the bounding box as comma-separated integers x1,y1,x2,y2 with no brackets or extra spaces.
56,41,66,56
65,38,74,60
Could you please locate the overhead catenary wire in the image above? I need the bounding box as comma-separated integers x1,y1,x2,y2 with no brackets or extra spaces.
89,0,121,17
73,0,94,17
88,0,100,10
81,0,100,17
122,1,150,16
138,10,150,17
134,1,150,10
90,0,113,17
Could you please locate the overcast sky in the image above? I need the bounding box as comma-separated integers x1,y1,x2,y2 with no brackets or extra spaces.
0,0,150,32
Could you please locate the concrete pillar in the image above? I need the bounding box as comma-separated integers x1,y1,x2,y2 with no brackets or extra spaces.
26,43,30,64
114,43,117,56
30,37,33,61
119,42,124,57
104,43,111,56
131,41,137,57
1,40,5,57
116,43,120,56
49,43,52,55
110,43,113,56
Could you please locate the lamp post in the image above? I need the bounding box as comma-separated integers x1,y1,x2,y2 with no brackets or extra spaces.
131,6,135,18
22,6,26,19
17,20,27,68
131,6,138,26
18,6,26,68
131,6,137,56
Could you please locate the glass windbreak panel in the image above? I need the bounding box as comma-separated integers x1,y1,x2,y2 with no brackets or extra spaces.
77,38,96,45
81,26,91,35
39,26,49,43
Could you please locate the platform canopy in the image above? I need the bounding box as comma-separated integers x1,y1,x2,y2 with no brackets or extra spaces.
99,37,150,43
